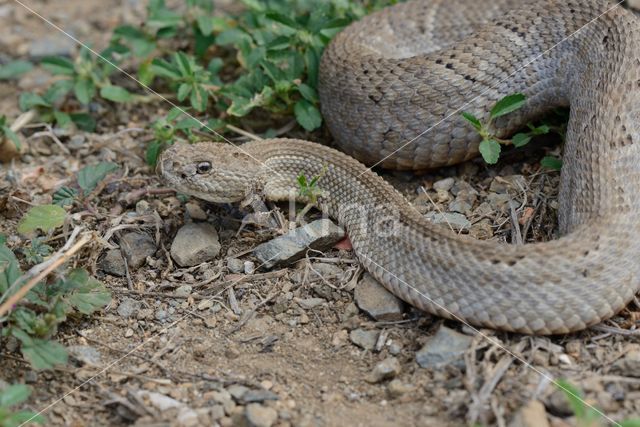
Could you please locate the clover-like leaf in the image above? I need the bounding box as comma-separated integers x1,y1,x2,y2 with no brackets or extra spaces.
479,139,501,164
17,204,66,235
490,93,526,120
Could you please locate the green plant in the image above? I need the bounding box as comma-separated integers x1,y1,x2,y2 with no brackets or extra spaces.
0,116,21,151
555,380,640,427
0,384,44,427
53,162,120,207
19,238,53,266
461,93,561,168
297,167,326,205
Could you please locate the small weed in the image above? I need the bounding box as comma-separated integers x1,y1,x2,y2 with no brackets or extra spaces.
297,167,326,205
53,161,120,206
462,93,562,168
0,116,21,151
0,384,44,427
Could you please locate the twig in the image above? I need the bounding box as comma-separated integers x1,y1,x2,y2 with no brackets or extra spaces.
226,124,263,141
0,227,91,316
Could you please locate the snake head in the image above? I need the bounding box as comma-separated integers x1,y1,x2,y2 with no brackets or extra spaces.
157,142,261,203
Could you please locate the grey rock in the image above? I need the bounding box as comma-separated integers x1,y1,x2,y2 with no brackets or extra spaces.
137,391,183,412
175,285,193,298
367,357,401,383
611,345,640,377
155,309,169,321
117,297,142,318
228,384,249,400
67,345,101,365
210,404,226,420
354,273,404,321
425,212,471,232
253,219,345,269
416,326,473,369
245,403,278,427
349,329,379,351
120,232,156,268
227,258,244,273
241,390,279,404
244,261,255,274
29,35,76,59
100,249,126,277
170,223,221,267
433,177,455,192
448,199,473,215
487,193,511,211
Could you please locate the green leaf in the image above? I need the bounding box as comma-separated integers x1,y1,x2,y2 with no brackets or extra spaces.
512,133,531,148
0,245,21,294
0,384,30,407
150,58,181,80
479,139,501,164
145,140,165,166
461,112,482,131
490,93,526,120
12,329,68,370
177,83,191,101
4,410,45,425
70,113,96,132
215,28,251,46
553,379,600,425
74,78,95,105
100,85,133,102
53,110,72,128
529,123,551,135
17,204,66,235
52,186,78,207
541,156,562,171
63,269,111,315
2,126,21,150
189,84,208,111
294,100,322,131
40,56,75,76
620,420,640,427
77,162,119,194
0,60,33,80
19,93,51,111
297,83,318,103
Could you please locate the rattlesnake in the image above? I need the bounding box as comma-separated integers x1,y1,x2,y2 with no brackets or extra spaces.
159,0,640,334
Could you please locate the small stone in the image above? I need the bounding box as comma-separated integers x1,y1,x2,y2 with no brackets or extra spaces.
67,345,101,365
227,258,244,274
210,405,226,420
120,232,157,268
545,390,573,416
185,202,207,220
155,309,169,321
177,407,199,427
448,199,473,214
245,403,278,427
117,297,141,318
487,193,511,211
509,400,550,427
354,273,404,321
205,317,217,328
367,357,401,383
611,345,640,377
433,177,455,192
227,385,249,400
139,391,183,411
125,328,134,338
387,379,416,398
416,326,473,369
295,297,326,310
388,342,402,355
100,249,126,277
349,329,379,351
425,212,471,232
171,223,221,267
175,285,193,298
241,390,279,404
198,299,214,311
253,219,345,269
244,261,255,275
332,330,349,348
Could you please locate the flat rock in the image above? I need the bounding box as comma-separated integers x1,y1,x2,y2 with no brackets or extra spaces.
120,232,156,268
425,211,471,232
117,297,142,318
170,223,221,267
254,219,345,269
137,391,184,412
416,326,473,369
241,389,279,404
367,357,401,383
245,403,278,427
100,249,126,277
349,329,379,351
354,273,404,321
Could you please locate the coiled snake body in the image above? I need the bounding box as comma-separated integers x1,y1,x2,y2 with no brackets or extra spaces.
160,0,640,334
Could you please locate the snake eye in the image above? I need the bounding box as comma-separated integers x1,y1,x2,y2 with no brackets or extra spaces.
196,162,212,174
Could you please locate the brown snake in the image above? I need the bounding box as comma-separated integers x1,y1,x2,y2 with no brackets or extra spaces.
159,0,640,334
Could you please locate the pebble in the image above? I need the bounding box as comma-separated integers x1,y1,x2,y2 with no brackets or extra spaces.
509,400,549,427
433,177,455,192
245,403,278,427
611,345,640,377
174,285,193,298
67,345,101,365
367,357,401,383
227,258,244,274
138,391,183,411
170,223,221,267
197,299,214,311
228,385,249,400
100,249,126,277
210,405,226,420
117,297,141,318
425,211,471,232
176,407,199,427
244,261,255,275
354,273,404,321
295,297,326,310
349,329,379,351
253,219,345,269
415,326,473,369
119,232,156,268
241,390,279,404
185,202,208,220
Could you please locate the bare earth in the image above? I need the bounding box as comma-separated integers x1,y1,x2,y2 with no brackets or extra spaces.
1,1,639,426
